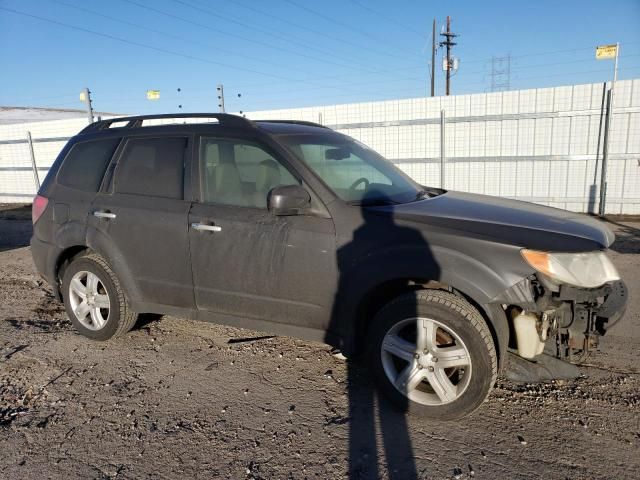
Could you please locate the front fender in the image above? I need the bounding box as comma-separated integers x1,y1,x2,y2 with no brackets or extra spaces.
336,244,522,370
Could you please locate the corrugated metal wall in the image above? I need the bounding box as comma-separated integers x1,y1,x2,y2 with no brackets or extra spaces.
248,80,640,214
1,80,638,213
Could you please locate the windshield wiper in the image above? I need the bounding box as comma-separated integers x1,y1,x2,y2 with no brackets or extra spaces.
414,190,431,200
414,187,444,201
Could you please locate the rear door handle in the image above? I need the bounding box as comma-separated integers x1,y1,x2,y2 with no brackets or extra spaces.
191,223,222,232
93,210,116,219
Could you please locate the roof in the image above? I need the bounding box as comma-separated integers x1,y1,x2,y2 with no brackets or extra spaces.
254,120,331,134
77,113,330,135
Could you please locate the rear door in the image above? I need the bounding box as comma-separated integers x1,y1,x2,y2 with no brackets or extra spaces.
46,137,122,233
188,134,337,330
88,135,194,309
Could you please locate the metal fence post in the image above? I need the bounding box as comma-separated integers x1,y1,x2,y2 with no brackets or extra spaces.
440,109,446,188
81,87,94,124
598,88,612,216
26,131,41,191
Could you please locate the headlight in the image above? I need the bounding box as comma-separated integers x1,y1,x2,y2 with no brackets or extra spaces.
521,249,619,288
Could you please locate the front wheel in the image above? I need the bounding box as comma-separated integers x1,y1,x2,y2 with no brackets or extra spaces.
366,290,497,420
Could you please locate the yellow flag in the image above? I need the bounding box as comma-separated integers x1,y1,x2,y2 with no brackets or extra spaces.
596,44,617,60
146,90,161,100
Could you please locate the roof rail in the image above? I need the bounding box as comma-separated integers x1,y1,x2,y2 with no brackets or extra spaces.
79,113,253,134
254,119,330,129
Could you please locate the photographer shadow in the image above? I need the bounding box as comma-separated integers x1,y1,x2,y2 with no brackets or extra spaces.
328,189,440,479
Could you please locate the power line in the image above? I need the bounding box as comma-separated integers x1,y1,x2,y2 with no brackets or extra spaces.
0,6,297,81
3,2,425,101
17,63,640,113
250,65,640,109
283,0,423,60
9,47,640,109
2,4,431,107
174,0,393,72
4,6,639,109
223,0,408,63
122,0,378,73
348,0,427,40
55,0,440,87
50,0,304,70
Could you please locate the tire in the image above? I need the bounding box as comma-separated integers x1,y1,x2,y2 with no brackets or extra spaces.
366,289,497,420
61,253,137,341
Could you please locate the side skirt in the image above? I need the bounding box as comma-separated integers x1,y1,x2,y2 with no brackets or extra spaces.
130,301,330,346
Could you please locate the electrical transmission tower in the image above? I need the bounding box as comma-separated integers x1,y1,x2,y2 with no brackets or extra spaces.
489,55,511,92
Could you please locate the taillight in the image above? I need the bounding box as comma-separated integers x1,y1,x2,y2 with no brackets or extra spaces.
32,195,49,224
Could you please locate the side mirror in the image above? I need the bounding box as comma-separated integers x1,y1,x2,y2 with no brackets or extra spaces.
267,185,311,216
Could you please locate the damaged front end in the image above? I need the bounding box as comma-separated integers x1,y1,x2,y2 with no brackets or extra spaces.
494,269,627,382
504,275,627,361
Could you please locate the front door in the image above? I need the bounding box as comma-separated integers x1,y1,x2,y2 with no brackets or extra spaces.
188,135,337,330
89,135,194,309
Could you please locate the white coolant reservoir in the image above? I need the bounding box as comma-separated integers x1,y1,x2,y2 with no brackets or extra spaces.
512,310,546,359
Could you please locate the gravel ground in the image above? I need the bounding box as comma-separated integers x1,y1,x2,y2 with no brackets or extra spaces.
0,204,638,480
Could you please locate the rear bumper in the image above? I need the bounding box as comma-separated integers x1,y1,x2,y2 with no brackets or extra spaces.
30,235,62,299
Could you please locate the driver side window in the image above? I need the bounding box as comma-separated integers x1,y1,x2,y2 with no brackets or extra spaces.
200,137,299,208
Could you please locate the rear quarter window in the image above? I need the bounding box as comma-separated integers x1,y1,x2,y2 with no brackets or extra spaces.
57,138,121,192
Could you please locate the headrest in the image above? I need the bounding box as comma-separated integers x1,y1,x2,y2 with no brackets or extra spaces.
214,162,242,193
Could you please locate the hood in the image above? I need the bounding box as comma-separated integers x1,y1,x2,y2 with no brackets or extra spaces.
376,191,615,252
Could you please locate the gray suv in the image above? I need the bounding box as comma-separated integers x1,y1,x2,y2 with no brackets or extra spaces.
31,113,627,419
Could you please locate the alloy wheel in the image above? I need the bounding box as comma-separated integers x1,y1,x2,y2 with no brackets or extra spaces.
380,317,472,405
68,270,111,330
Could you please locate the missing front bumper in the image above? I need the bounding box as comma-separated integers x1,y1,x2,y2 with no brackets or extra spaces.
496,277,628,364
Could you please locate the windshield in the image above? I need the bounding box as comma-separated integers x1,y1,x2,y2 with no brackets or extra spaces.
278,133,423,205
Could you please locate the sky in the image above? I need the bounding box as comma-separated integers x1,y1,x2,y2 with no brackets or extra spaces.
1,0,639,115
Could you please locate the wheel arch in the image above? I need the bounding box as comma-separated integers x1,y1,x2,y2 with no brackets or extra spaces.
53,227,142,306
347,276,510,372
55,245,91,299
337,245,517,371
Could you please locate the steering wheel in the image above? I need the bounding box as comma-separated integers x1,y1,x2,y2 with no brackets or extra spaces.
348,177,369,192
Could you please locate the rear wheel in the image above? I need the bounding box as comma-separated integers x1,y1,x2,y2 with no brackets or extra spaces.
366,290,497,419
62,253,137,340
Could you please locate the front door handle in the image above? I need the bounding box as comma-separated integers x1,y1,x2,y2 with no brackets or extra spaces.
191,223,222,232
93,210,116,219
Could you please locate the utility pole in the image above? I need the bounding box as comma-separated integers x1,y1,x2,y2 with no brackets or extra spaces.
431,19,436,97
439,16,457,96
216,84,225,113
80,87,94,123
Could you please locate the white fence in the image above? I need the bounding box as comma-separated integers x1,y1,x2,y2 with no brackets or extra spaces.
1,79,639,214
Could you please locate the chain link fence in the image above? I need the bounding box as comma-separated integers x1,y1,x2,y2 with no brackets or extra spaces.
1,79,639,214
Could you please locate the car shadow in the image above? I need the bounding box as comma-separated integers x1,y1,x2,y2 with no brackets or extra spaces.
327,189,440,479
604,219,640,254
0,204,33,252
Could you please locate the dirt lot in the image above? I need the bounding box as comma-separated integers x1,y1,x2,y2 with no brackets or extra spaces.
1,204,638,479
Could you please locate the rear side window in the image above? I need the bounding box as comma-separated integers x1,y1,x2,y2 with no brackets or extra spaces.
114,137,187,199
57,138,120,192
